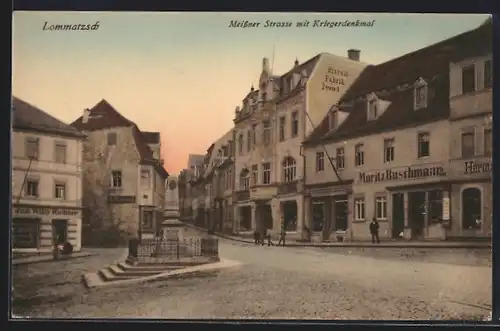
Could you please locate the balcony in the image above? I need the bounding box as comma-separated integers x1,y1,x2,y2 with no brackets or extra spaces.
235,190,250,202
278,181,299,195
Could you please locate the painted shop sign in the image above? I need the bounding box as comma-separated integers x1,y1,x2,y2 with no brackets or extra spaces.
358,165,447,184
322,67,348,92
13,207,80,217
464,160,491,175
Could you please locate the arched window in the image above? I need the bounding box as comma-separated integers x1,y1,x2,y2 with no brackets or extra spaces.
240,168,250,190
462,187,482,229
238,134,244,156
282,157,296,182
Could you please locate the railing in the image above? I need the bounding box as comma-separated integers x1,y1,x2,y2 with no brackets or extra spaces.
278,181,298,195
235,190,250,201
129,236,219,264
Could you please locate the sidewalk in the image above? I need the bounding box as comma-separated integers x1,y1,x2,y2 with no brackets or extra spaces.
183,223,491,249
12,251,95,266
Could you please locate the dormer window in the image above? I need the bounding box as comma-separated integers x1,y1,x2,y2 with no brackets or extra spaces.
414,78,428,110
366,93,378,121
329,111,338,130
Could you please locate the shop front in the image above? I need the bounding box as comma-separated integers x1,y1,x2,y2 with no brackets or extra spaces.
448,157,492,239
304,180,352,242
354,162,450,241
12,204,82,253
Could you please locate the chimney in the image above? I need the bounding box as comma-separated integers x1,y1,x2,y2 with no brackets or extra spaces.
82,108,90,124
347,49,361,62
294,58,299,67
262,57,270,73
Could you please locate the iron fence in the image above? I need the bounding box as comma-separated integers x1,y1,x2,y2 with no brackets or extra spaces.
129,236,219,263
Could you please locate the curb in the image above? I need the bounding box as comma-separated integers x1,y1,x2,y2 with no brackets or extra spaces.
83,258,242,289
12,251,96,266
182,223,491,249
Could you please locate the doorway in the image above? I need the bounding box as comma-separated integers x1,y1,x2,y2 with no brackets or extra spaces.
282,201,298,231
334,198,348,231
239,206,252,231
408,191,426,239
52,219,68,245
392,193,405,238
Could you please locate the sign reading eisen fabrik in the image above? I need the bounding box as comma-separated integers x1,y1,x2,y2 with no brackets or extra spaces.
358,165,447,184
322,67,348,92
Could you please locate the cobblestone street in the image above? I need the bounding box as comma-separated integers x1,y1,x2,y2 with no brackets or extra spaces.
11,241,491,320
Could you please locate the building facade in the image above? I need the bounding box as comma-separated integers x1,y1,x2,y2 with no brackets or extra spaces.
232,52,368,238
302,21,492,242
179,154,205,220
11,97,85,253
71,100,168,244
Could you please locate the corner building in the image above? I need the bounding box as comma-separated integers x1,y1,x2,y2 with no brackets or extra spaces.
303,22,491,242
233,51,368,239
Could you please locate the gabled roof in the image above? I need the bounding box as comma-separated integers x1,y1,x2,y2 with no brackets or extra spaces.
140,131,160,144
12,97,84,138
304,22,491,146
71,99,168,179
187,154,205,168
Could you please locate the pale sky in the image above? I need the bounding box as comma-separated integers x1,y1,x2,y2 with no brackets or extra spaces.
12,12,489,174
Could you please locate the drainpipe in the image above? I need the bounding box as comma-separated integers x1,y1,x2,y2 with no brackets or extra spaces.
300,144,307,241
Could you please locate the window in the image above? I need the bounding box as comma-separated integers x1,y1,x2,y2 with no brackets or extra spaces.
291,112,299,137
375,196,387,220
282,157,296,182
414,85,427,109
462,188,482,230
262,120,271,145
316,151,325,172
484,128,492,156
461,131,475,157
26,179,39,197
417,132,430,158
107,132,117,146
368,100,378,120
462,65,475,94
55,142,67,164
252,124,258,146
111,170,122,188
25,137,39,159
428,190,443,224
354,198,365,221
484,60,492,89
54,182,66,200
142,210,154,230
336,148,345,170
240,169,250,190
279,116,286,141
251,164,258,186
140,170,151,188
384,138,395,163
262,162,271,184
238,134,244,156
247,130,252,152
354,144,364,166
329,111,337,130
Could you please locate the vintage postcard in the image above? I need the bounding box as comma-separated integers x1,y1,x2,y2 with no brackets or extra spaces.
11,12,492,321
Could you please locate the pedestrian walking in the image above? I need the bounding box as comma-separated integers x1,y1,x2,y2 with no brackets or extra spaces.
267,230,274,246
253,230,259,244
369,217,380,244
261,227,267,246
277,227,286,247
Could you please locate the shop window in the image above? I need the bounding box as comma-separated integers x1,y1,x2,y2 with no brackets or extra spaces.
13,219,40,249
428,190,443,224
53,219,68,244
354,198,365,221
312,202,324,232
375,196,387,220
462,187,482,230
316,151,325,172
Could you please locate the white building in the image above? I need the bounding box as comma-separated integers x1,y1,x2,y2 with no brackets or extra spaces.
11,97,85,253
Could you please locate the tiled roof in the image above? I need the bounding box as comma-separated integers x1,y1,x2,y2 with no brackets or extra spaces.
71,99,168,179
304,22,491,145
12,97,84,138
140,131,160,144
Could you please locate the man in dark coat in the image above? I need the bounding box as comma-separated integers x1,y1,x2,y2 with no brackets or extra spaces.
369,217,380,244
277,226,286,247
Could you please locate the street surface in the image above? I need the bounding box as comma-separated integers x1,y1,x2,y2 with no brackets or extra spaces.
11,240,491,320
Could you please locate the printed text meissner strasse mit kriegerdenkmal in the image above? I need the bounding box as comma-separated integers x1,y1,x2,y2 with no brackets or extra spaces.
42,21,100,31
228,19,376,28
